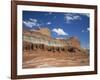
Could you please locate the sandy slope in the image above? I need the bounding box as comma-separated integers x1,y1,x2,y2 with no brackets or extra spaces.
22,50,89,68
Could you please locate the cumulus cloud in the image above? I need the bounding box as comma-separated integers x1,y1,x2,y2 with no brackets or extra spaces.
47,22,51,25
23,21,35,28
52,28,68,36
29,18,37,22
64,13,81,23
23,18,40,28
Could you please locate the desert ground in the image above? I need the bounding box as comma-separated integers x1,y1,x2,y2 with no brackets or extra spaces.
22,49,89,68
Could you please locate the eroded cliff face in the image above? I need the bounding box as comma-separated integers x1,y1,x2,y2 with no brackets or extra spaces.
66,37,80,49
23,29,81,49
35,27,51,37
22,28,89,68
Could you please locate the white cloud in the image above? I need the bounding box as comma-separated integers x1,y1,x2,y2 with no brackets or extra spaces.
73,15,81,19
56,37,66,39
87,27,90,31
52,28,68,36
45,12,52,16
29,18,37,22
82,30,85,32
47,22,51,25
23,18,41,28
23,21,35,28
81,13,90,17
81,27,90,32
64,13,81,23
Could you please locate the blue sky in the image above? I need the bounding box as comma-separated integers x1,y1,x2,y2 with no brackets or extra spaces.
23,11,90,49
